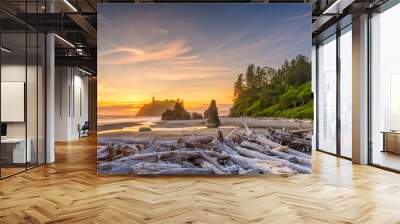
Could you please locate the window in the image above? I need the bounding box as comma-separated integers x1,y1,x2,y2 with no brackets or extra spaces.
316,24,353,158
339,26,352,158
317,35,337,154
370,3,400,171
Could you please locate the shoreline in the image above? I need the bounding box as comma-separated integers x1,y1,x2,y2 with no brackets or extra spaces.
97,116,313,140
97,122,140,132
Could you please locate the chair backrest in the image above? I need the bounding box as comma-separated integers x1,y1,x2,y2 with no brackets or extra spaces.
82,121,90,129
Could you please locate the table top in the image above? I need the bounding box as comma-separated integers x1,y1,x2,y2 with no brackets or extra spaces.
381,131,400,134
1,138,28,143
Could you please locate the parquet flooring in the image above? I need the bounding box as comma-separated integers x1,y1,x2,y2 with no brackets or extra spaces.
1,136,400,223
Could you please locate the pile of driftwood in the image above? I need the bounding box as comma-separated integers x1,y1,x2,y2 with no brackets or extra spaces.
266,127,312,154
97,120,312,175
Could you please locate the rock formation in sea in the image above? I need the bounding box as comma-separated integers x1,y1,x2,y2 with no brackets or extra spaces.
135,98,176,117
191,112,203,120
161,102,191,120
205,99,221,127
203,109,209,119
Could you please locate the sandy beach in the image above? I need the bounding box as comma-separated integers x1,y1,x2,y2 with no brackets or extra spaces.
98,116,313,140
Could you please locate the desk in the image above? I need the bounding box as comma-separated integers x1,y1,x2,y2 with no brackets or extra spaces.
382,131,400,154
1,138,31,164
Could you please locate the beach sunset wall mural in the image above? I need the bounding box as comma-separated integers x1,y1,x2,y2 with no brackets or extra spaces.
97,4,313,175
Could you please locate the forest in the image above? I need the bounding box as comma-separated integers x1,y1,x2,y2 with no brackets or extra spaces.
230,55,313,119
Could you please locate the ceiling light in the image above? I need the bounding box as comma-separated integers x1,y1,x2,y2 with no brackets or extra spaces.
323,0,354,15
54,34,75,48
1,47,11,53
323,1,340,14
78,67,93,76
76,48,85,55
63,0,78,12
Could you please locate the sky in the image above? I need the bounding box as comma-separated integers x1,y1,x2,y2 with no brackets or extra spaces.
98,4,311,116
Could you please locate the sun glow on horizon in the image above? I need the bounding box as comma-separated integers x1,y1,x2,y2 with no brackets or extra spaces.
98,94,234,117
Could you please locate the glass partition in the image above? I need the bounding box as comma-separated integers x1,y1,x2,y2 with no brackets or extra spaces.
0,3,46,179
317,35,337,154
1,31,28,177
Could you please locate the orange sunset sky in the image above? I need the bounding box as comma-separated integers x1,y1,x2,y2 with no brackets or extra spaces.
97,4,311,116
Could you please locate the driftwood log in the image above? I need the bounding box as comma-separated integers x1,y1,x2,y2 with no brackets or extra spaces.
266,128,312,154
98,118,312,175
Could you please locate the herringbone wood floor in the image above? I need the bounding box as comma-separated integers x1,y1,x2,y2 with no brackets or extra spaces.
1,136,400,224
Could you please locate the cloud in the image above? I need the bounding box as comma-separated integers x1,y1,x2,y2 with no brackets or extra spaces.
154,27,169,33
285,12,312,21
173,66,230,72
99,39,195,65
100,48,145,57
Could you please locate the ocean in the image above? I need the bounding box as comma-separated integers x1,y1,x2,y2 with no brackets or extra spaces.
98,116,161,125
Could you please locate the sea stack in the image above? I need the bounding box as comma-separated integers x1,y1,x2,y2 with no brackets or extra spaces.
191,112,203,120
161,102,191,120
205,99,221,128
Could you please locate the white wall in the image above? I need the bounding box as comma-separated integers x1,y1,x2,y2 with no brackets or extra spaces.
72,73,89,138
55,67,70,141
55,67,89,141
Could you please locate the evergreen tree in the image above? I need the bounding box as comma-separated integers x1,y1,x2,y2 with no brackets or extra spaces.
245,64,256,89
233,74,245,100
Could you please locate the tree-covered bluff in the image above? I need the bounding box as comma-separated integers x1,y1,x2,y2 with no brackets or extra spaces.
230,55,313,119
